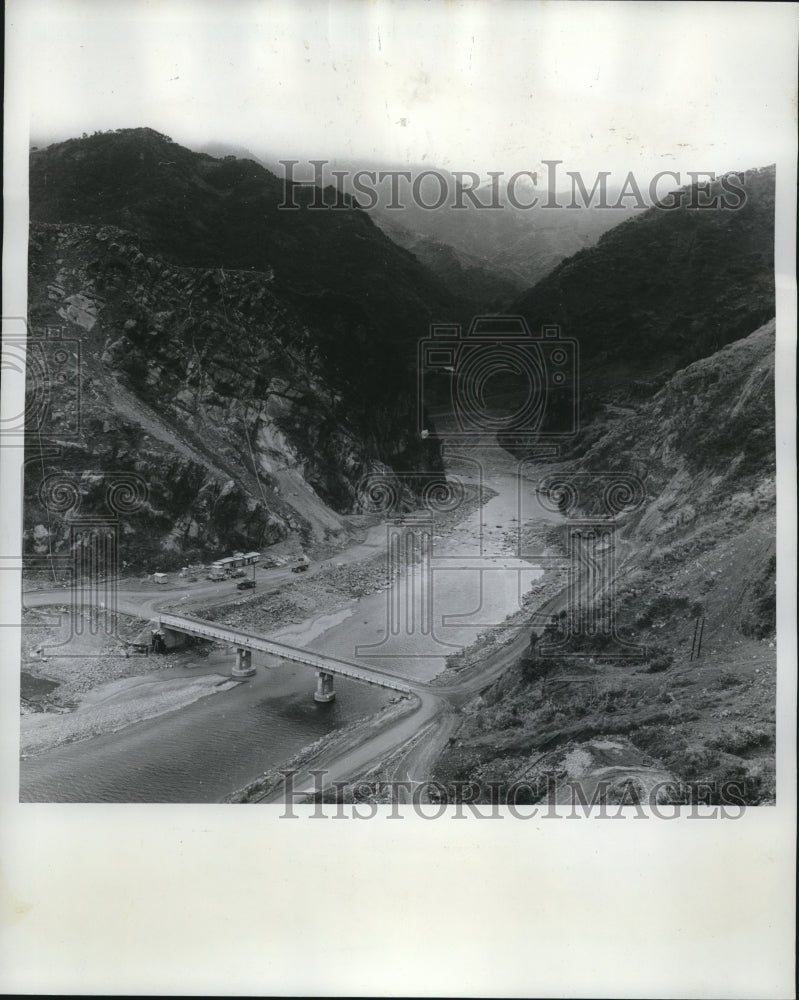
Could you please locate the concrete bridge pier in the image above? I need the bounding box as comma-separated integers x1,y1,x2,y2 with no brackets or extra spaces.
314,670,336,703
232,647,256,678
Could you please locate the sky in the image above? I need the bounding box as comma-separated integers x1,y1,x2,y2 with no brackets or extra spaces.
12,0,798,180
1,5,797,992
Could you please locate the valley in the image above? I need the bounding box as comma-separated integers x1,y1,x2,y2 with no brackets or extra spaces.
19,132,778,807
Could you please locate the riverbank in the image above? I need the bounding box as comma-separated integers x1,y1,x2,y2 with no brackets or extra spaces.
220,503,574,803
196,481,495,636
224,693,421,803
17,475,497,774
431,515,567,687
19,458,571,798
20,606,154,710
21,667,240,757
19,606,247,757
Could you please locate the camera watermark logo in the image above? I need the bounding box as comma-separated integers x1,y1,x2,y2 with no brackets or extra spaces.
418,316,578,448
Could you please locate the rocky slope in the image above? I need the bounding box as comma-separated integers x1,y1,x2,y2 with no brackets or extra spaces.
567,319,776,648
25,129,458,570
433,321,777,805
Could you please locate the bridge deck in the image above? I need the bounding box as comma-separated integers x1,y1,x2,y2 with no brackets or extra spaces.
159,612,413,694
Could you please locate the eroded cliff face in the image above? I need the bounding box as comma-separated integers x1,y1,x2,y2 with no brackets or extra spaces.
433,322,777,804
575,320,776,639
25,131,448,570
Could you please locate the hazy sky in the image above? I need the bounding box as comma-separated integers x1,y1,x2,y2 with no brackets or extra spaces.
12,0,799,177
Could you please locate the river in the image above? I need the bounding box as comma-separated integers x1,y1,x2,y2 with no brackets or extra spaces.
19,464,547,802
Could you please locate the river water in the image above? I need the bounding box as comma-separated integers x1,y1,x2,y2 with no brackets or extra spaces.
20,468,547,802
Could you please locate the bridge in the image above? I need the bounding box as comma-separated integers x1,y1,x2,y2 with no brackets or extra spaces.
157,612,413,702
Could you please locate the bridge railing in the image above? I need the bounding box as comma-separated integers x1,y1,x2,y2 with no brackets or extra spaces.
158,612,413,693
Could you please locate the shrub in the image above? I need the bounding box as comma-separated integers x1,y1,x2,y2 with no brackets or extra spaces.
709,725,773,755
636,594,691,628
715,669,745,689
662,742,719,780
646,653,674,673
494,707,524,730
520,653,569,684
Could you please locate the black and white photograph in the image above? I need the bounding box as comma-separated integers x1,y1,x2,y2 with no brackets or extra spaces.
1,0,796,995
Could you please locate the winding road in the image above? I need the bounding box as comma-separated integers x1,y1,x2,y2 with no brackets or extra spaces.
23,427,627,803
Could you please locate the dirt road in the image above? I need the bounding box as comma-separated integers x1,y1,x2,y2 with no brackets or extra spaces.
22,426,606,803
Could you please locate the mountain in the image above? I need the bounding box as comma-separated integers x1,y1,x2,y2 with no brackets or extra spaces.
512,166,775,413
371,192,639,291
373,215,523,310
195,140,265,164
174,148,633,307
423,166,777,805
433,321,777,804
25,128,458,569
186,149,538,309
245,156,643,300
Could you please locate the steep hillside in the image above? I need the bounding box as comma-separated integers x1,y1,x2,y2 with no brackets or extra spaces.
366,171,641,291
372,215,523,310
575,320,775,644
25,129,455,569
434,322,777,804
512,167,775,411
29,128,459,339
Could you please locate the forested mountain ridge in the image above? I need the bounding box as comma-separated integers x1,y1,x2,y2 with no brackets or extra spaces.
26,128,457,568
